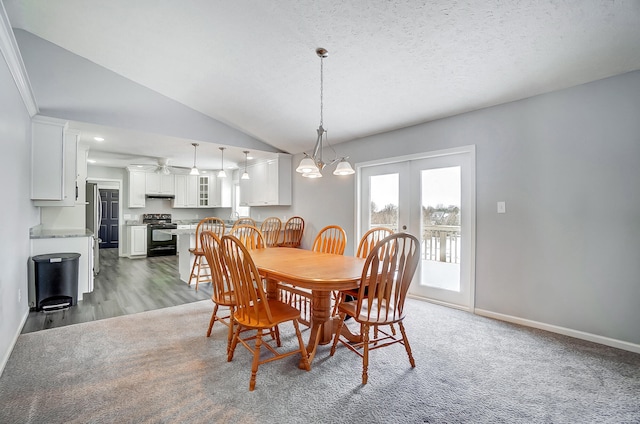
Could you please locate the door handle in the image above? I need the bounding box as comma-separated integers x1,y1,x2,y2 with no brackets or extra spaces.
402,225,407,230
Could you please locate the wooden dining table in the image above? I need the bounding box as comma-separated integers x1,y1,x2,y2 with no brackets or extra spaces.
250,247,365,366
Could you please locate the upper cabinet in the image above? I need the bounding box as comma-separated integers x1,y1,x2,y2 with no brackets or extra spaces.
127,169,146,208
173,174,198,208
127,169,232,209
145,173,175,195
31,117,81,207
240,154,291,206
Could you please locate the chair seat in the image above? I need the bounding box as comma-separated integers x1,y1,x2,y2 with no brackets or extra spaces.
211,291,235,307
338,300,404,326
189,247,204,255
236,299,302,329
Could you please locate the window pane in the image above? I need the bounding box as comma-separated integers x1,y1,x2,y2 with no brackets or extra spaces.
369,173,398,232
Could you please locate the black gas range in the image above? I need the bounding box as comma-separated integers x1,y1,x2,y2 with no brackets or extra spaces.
142,214,178,257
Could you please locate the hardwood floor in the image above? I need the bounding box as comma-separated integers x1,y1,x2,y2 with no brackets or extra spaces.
22,248,212,334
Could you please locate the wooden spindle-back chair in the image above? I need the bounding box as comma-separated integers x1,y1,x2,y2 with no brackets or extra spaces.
221,234,310,391
189,217,225,291
330,232,420,385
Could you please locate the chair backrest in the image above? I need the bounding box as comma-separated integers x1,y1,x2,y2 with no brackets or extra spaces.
195,217,226,250
355,232,420,323
260,217,282,247
356,227,394,259
229,224,266,250
221,234,273,324
312,225,347,255
200,230,232,302
280,216,305,248
232,217,257,228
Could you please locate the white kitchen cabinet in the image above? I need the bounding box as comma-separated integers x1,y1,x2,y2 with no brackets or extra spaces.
197,175,212,207
32,117,80,206
239,154,291,206
216,174,232,207
128,225,147,257
173,174,198,208
146,173,175,195
127,169,146,208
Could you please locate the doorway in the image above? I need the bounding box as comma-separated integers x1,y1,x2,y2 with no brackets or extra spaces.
99,189,119,249
357,146,476,310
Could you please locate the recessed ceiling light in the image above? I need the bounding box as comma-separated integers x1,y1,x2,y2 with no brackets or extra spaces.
94,136,104,142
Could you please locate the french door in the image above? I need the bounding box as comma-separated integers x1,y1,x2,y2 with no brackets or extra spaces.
357,146,475,310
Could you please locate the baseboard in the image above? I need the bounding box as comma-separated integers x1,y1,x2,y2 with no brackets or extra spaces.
475,308,640,354
0,308,29,377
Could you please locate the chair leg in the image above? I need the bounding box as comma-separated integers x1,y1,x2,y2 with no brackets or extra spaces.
398,321,416,368
330,313,346,356
188,254,199,287
226,311,234,356
228,324,241,362
194,256,203,292
362,323,370,385
249,331,263,391
293,320,311,371
207,304,219,337
331,291,343,317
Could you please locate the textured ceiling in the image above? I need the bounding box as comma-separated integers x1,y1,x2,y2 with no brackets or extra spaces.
4,0,640,166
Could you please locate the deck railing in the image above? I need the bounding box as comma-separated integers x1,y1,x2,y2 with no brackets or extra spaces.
369,224,461,263
422,225,460,263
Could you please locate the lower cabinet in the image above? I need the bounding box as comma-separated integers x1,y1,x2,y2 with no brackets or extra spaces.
128,225,147,257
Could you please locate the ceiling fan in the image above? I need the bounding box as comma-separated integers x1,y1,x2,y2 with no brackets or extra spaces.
130,157,190,174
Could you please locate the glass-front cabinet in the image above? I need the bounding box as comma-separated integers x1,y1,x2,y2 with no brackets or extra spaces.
198,176,210,207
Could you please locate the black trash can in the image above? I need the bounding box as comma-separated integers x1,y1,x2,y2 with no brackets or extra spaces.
32,253,80,311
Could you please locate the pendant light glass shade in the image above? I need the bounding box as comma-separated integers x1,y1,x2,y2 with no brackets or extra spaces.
217,147,227,178
190,143,200,175
241,150,250,180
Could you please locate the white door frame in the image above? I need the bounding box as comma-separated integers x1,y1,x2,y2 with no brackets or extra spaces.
355,145,476,311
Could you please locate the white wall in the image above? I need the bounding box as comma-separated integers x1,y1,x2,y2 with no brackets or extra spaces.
0,36,40,373
291,71,640,348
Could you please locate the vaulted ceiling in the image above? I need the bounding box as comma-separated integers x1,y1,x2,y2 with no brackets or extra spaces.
4,0,640,169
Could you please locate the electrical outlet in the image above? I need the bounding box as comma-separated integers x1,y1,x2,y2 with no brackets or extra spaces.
497,201,506,214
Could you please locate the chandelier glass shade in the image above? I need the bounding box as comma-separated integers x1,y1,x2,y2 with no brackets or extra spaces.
296,48,355,179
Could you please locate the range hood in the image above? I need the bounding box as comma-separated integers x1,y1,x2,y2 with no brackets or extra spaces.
145,194,175,199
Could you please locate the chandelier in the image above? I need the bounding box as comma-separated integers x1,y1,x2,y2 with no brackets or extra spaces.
296,48,355,178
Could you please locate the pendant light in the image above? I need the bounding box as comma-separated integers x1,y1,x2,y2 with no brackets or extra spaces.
296,47,355,178
189,143,200,176
241,151,250,180
217,147,227,178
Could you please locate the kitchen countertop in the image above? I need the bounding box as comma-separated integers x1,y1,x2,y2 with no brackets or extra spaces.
30,227,94,239
124,221,147,226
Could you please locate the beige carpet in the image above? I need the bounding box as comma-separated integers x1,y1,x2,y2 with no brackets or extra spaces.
1,299,639,423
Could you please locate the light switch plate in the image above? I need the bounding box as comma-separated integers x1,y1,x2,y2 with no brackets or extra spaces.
497,201,506,213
